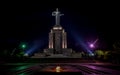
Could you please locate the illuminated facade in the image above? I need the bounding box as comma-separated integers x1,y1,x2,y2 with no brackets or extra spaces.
47,25,67,54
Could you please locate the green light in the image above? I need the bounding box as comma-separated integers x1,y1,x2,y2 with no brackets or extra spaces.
17,66,28,70
19,42,27,49
18,73,26,75
11,65,32,71
22,44,26,48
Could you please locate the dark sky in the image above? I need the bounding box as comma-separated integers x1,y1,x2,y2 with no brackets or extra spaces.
0,2,119,51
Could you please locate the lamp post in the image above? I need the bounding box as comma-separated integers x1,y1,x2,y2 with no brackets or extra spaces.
88,38,99,58
19,42,27,56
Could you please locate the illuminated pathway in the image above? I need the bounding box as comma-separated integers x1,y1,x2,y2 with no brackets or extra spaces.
1,63,120,75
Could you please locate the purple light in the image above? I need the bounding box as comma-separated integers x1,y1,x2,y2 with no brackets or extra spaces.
90,44,94,48
88,38,98,48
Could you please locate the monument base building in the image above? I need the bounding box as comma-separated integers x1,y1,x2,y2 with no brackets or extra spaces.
31,8,73,58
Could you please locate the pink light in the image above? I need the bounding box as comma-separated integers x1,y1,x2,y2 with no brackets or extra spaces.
88,38,98,48
90,44,94,48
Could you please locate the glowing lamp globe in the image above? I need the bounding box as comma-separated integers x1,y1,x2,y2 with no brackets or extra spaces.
90,44,94,48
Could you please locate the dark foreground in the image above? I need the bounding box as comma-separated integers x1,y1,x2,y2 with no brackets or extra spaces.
0,58,120,75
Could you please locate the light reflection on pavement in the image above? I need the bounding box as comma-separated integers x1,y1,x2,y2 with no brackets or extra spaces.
1,63,120,75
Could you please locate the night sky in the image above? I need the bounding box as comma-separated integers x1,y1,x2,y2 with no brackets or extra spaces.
0,2,119,52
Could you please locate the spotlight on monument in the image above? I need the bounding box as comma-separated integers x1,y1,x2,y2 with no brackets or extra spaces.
25,41,43,56
25,46,38,56
72,32,93,54
89,53,94,56
24,53,29,57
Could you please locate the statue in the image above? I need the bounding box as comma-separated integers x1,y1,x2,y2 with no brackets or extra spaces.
52,8,64,25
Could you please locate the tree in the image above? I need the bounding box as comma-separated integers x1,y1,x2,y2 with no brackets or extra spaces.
94,50,104,59
112,40,120,64
113,40,120,50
